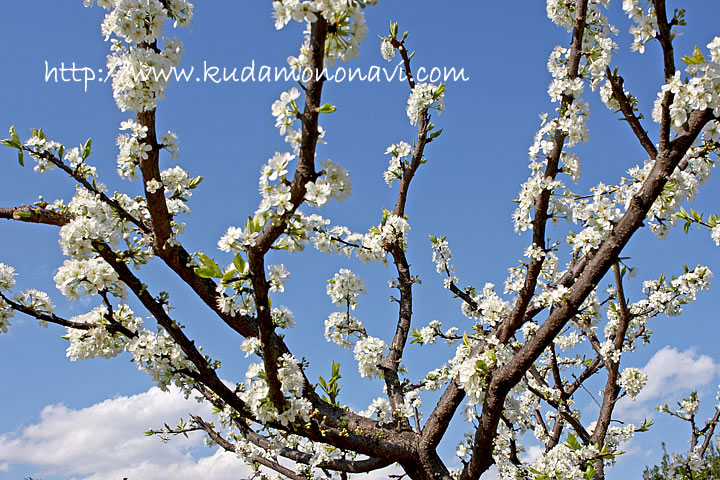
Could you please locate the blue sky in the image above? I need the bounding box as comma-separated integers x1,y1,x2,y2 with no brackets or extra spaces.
0,1,719,479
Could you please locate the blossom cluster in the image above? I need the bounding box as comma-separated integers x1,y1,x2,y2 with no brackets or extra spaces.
618,367,647,400
353,336,387,378
326,268,365,308
324,269,367,347
383,141,411,187
311,211,410,263
652,39,720,131
516,0,618,233
127,328,197,393
54,257,125,300
65,304,143,360
430,235,459,289
406,83,445,125
305,159,352,206
0,263,17,333
239,354,312,426
460,283,511,328
84,0,193,112
599,266,712,363
621,0,659,53
273,0,377,66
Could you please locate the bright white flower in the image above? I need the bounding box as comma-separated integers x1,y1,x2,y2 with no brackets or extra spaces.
265,152,293,181
320,159,352,203
65,304,142,360
353,336,386,378
218,227,243,252
325,311,364,348
159,131,179,160
127,329,196,393
679,395,700,418
240,337,261,357
268,264,290,293
0,296,14,333
380,39,395,61
272,88,301,136
0,263,16,290
712,225,720,246
406,83,445,125
360,397,392,424
416,320,442,345
145,178,162,194
54,258,125,300
618,367,647,400
16,289,55,324
384,141,411,186
326,269,365,308
272,306,295,329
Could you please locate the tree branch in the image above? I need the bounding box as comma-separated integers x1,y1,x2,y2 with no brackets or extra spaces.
652,0,676,151
462,106,712,480
590,262,633,478
605,67,658,160
0,290,135,338
0,205,72,226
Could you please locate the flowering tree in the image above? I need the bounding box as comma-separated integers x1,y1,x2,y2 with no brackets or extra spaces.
1,1,720,479
641,389,720,480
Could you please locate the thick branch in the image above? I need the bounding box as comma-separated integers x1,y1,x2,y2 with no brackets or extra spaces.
496,0,589,345
252,16,328,255
94,242,250,417
243,16,329,412
462,107,712,480
380,245,414,426
0,205,72,226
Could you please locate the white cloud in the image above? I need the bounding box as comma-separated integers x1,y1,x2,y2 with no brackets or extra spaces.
616,346,719,420
0,387,416,480
0,386,250,480
80,448,243,480
638,346,718,402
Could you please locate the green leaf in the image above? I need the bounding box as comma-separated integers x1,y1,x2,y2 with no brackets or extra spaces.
188,176,203,189
316,103,337,114
1,138,20,149
389,22,398,38
233,253,247,275
583,466,597,480
381,208,391,226
81,137,92,160
681,45,706,65
428,129,443,140
221,269,236,282
10,125,20,145
18,149,24,166
567,433,581,450
194,253,222,279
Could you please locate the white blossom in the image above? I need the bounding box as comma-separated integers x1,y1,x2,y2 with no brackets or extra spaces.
353,336,386,378
618,367,647,400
